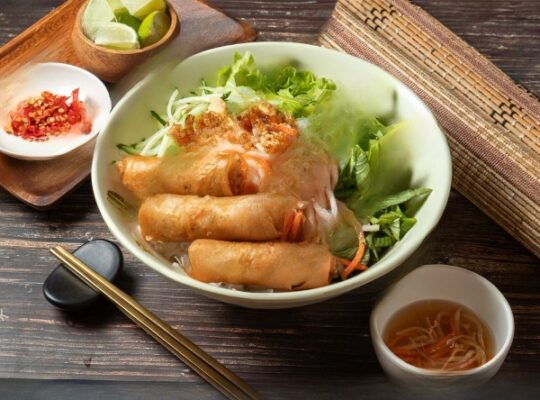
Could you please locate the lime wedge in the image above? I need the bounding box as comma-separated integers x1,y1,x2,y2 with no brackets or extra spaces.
82,0,116,41
107,0,128,14
119,0,166,19
138,10,171,47
94,22,140,50
116,12,142,31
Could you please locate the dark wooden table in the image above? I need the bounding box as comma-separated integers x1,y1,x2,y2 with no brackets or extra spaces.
0,1,539,399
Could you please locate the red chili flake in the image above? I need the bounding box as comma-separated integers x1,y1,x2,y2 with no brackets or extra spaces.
5,88,93,141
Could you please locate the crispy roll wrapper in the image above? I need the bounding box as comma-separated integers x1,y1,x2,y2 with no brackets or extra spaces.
261,141,338,206
188,240,335,290
139,193,314,242
117,149,248,199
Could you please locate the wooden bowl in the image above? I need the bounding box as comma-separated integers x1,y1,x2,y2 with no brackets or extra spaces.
72,1,179,83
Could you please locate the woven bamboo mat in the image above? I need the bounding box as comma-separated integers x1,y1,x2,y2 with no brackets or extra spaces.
320,0,540,258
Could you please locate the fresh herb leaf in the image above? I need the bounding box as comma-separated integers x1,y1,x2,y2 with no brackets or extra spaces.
372,235,395,248
400,216,417,237
334,145,370,199
348,187,432,218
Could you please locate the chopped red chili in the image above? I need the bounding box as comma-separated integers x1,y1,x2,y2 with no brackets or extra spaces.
6,88,92,141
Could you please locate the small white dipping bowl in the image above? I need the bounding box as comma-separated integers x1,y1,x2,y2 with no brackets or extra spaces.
0,62,111,160
370,264,514,387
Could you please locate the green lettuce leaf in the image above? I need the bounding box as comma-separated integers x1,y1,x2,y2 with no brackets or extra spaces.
263,67,336,117
302,98,399,167
318,106,432,266
217,52,265,89
216,52,336,118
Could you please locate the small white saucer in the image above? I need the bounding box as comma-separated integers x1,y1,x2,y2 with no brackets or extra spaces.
0,62,111,160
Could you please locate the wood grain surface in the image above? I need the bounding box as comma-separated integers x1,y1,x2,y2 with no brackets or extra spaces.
0,1,539,399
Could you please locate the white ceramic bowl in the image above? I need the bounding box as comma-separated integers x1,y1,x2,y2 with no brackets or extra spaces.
92,42,452,308
0,63,111,160
370,264,514,386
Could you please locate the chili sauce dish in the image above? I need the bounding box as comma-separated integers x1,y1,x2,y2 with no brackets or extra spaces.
0,62,111,160
92,42,452,308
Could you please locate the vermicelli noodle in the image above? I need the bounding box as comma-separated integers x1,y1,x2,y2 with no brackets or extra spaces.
384,300,494,371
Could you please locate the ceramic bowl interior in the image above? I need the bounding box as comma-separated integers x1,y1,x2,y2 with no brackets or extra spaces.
370,264,514,386
92,42,452,308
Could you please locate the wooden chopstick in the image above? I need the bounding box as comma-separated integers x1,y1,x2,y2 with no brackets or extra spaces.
49,246,263,400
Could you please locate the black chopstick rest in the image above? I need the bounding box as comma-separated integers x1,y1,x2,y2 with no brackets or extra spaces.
43,239,123,311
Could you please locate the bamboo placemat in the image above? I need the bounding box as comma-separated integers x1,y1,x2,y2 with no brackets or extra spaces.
320,0,540,258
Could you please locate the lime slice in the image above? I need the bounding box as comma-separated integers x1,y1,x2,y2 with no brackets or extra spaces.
107,0,128,14
116,12,142,31
82,0,116,41
138,10,170,47
94,22,140,50
119,0,166,19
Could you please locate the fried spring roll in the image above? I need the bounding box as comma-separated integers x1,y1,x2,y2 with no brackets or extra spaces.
139,193,315,242
261,141,338,206
117,149,248,199
188,240,335,290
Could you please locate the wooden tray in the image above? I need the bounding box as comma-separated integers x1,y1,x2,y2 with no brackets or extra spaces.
0,0,256,209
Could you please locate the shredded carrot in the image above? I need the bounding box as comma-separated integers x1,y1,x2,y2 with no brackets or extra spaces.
340,231,367,280
288,210,304,241
337,257,352,266
424,334,454,355
387,331,417,348
390,347,418,357
339,262,355,278
428,345,454,359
